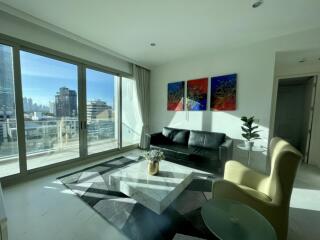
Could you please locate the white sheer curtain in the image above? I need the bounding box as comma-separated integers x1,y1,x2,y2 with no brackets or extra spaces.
133,65,150,149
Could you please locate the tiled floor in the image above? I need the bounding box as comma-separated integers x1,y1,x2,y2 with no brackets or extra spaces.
2,149,320,240
3,150,142,240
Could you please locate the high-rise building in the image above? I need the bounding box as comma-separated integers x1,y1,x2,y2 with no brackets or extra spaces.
87,100,112,120
0,45,15,144
27,98,33,112
0,45,15,120
49,101,56,115
55,87,77,117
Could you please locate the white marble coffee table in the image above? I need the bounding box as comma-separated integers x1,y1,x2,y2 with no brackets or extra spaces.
108,160,209,214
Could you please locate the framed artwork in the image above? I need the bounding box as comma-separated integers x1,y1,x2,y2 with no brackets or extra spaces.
167,81,185,111
187,78,208,111
210,74,237,111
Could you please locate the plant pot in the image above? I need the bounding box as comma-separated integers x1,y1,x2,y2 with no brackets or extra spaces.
148,161,159,176
244,141,254,149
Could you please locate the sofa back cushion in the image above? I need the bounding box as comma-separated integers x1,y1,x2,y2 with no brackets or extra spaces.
162,127,189,145
188,130,225,149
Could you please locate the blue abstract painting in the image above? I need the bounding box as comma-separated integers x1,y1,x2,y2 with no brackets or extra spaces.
167,81,185,111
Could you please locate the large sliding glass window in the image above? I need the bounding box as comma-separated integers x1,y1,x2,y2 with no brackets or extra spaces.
121,77,142,147
20,51,79,169
86,69,119,154
0,37,141,179
0,44,20,177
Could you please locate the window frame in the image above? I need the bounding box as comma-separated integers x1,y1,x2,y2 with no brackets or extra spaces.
84,66,122,156
0,33,138,183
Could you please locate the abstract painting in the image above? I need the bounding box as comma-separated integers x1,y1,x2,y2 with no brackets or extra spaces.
187,78,208,111
210,74,237,111
167,81,185,111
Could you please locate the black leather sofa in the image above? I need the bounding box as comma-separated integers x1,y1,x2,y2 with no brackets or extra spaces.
148,127,233,173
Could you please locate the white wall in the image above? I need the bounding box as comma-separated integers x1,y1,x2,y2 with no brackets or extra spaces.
150,27,320,168
275,62,320,77
0,10,132,75
151,44,273,143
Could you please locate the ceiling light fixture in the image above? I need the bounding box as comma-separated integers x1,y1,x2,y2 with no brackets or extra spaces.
150,43,156,47
251,0,264,8
299,58,306,63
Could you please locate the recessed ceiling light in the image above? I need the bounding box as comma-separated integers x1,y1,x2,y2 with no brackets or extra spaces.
299,58,306,63
251,0,264,8
150,43,156,47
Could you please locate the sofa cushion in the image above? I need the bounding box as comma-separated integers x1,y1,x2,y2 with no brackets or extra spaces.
172,130,189,145
162,127,189,145
150,144,192,165
162,127,175,140
189,147,220,161
188,130,225,149
151,144,193,155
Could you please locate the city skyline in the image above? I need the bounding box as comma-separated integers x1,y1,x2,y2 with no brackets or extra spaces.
20,51,116,108
23,94,113,111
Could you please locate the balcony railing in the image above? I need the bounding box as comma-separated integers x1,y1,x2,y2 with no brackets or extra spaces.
0,118,141,163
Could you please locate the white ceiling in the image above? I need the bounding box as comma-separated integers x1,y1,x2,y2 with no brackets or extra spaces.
1,0,320,67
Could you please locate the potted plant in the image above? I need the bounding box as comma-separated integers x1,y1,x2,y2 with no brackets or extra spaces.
144,149,165,175
241,116,260,148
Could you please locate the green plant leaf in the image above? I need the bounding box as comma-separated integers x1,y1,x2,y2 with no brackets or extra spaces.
241,116,248,122
251,130,261,134
251,133,260,138
241,126,249,132
242,133,250,140
247,119,254,125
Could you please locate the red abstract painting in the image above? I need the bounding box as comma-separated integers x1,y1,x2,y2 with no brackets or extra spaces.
187,78,208,111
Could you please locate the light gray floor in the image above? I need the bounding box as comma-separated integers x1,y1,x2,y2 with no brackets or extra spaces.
2,149,320,240
288,164,320,240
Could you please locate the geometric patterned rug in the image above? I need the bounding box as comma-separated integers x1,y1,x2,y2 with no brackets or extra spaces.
58,156,218,240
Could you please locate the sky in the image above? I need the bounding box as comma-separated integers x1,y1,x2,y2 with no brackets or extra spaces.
20,51,116,108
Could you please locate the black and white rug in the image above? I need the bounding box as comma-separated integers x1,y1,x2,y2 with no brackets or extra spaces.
58,156,218,240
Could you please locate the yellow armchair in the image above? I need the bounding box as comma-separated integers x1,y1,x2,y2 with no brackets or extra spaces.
212,137,302,240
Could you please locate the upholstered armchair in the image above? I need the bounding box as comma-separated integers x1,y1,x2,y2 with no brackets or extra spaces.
212,137,302,240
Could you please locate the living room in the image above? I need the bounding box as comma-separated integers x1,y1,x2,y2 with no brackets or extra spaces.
0,1,320,240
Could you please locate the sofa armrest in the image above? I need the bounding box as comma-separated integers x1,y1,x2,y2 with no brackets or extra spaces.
224,160,268,192
219,138,233,165
149,132,168,146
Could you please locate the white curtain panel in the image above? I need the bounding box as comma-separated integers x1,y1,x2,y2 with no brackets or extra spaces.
133,65,150,149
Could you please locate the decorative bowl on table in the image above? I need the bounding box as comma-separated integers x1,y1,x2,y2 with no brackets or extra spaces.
144,150,165,175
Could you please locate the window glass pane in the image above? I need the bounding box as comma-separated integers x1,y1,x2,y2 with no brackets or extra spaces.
86,69,118,154
0,44,20,177
20,51,79,169
121,77,142,147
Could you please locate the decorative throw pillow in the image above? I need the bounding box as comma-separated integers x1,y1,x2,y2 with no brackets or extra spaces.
188,130,225,149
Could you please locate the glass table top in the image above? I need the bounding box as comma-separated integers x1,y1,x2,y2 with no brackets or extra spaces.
201,199,277,240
